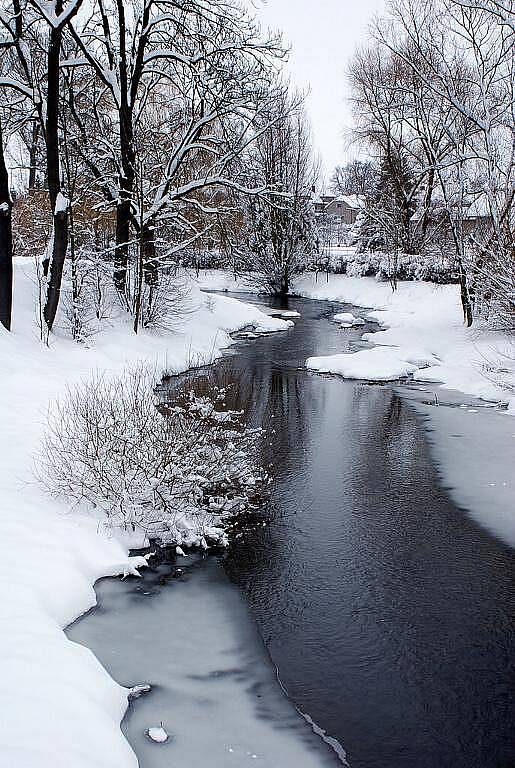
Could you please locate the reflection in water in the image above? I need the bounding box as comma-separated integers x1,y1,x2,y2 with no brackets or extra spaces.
215,294,515,768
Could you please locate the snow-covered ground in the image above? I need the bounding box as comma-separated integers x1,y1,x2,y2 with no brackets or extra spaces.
196,270,514,411
296,273,515,411
0,259,292,768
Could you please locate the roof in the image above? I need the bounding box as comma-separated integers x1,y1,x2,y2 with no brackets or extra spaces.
333,194,364,209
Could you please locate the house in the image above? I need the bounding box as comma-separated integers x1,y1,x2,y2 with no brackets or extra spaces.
314,194,363,225
462,195,493,238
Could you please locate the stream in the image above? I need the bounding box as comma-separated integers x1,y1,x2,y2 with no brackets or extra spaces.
67,293,515,768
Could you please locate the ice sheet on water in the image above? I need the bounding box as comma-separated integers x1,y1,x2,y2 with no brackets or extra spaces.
403,387,515,549
67,557,342,768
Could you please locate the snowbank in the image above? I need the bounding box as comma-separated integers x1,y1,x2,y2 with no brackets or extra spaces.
333,312,365,327
295,274,514,409
307,346,419,381
0,259,292,768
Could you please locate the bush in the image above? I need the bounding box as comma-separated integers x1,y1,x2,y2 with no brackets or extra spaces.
313,249,459,284
37,366,267,549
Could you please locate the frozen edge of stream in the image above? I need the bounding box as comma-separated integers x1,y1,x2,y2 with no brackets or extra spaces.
67,555,344,768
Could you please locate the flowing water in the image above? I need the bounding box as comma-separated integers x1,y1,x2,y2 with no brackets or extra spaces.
68,293,515,768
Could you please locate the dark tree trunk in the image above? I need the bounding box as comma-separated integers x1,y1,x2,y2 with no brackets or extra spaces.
0,119,13,331
143,224,157,286
43,4,68,331
114,189,131,297
28,121,39,191
113,0,134,302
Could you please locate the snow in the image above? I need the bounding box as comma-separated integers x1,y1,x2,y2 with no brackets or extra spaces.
333,312,365,326
0,259,292,768
268,309,302,318
147,726,169,743
307,346,419,381
54,192,69,214
295,274,515,410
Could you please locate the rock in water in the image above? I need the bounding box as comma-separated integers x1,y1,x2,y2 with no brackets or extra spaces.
147,725,169,743
128,683,151,700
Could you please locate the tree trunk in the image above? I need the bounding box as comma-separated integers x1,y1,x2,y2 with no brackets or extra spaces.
0,119,13,331
43,6,68,331
28,121,39,191
143,224,157,286
113,0,134,303
114,190,131,298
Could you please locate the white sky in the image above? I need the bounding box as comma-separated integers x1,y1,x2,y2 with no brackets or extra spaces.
253,0,387,182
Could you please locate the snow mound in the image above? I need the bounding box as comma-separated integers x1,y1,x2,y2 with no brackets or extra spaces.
147,726,169,743
209,293,293,334
306,346,419,381
333,312,365,326
268,309,301,318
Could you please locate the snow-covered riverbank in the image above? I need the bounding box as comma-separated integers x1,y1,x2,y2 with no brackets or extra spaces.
0,260,292,768
197,270,515,411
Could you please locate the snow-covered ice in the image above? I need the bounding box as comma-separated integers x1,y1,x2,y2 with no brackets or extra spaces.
67,556,340,768
268,309,302,318
146,726,169,743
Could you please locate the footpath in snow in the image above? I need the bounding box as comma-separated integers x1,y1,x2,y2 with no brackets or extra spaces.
0,259,294,768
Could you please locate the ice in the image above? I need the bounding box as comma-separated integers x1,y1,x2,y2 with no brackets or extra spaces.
410,395,515,549
67,557,340,768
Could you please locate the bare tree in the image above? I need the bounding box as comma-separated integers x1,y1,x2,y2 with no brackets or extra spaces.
65,0,285,309
330,159,377,196
376,0,513,322
243,87,318,294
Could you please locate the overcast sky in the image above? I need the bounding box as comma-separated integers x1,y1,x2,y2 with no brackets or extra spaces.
253,0,386,182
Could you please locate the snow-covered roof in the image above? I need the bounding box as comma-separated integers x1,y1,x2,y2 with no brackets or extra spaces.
464,194,491,219
333,194,364,209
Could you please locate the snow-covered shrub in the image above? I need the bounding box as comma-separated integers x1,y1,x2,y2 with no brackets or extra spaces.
334,250,458,284
37,366,267,549
345,252,382,277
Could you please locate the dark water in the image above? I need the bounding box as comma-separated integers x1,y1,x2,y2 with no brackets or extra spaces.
212,293,515,768
69,293,515,768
